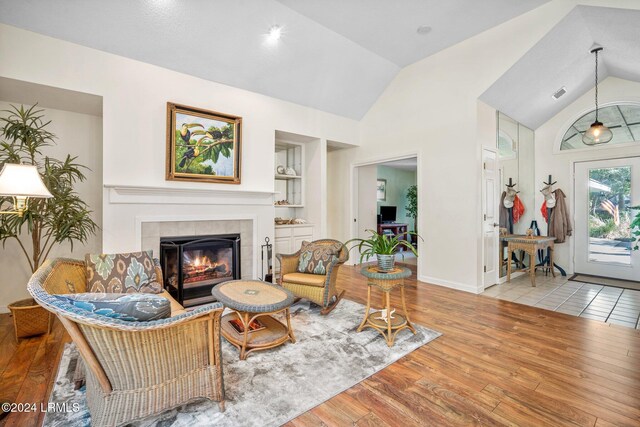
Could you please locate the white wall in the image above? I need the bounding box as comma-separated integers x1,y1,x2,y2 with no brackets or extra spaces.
356,165,378,241
327,0,640,293
303,138,328,237
534,77,640,274
0,103,102,310
0,24,360,273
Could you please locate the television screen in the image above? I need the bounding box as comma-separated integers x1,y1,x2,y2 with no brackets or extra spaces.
379,206,397,223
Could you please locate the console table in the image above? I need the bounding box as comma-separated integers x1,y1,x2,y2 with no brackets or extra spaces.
505,236,556,287
377,223,409,250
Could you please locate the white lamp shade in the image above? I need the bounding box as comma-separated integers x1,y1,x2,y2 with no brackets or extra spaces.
0,164,53,198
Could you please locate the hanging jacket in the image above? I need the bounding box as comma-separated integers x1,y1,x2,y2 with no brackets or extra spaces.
499,191,510,229
512,195,525,224
548,189,572,243
540,200,548,222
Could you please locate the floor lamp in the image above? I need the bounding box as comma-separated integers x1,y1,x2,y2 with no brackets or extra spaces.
0,163,52,420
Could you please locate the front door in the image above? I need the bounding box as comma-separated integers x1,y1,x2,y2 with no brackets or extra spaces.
574,157,640,281
483,149,499,288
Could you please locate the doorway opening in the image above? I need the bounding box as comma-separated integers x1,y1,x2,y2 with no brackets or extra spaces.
351,155,420,274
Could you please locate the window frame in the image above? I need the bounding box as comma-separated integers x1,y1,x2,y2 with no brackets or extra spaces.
554,100,640,154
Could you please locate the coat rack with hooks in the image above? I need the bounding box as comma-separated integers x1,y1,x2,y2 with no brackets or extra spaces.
503,178,519,233
538,174,567,276
503,177,522,265
505,177,520,193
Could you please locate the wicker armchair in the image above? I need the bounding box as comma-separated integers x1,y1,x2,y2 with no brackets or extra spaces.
276,239,349,315
28,258,225,427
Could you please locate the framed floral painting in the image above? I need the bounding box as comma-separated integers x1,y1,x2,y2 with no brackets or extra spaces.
166,102,242,184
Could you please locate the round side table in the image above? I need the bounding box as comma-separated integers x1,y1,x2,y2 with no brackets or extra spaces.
212,280,296,360
358,266,415,347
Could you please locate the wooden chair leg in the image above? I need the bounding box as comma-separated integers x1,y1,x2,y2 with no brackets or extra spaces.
320,290,345,315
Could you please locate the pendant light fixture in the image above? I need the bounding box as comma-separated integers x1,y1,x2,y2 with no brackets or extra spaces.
582,45,612,145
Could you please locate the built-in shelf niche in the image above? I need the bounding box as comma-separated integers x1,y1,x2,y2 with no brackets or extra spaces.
274,141,304,208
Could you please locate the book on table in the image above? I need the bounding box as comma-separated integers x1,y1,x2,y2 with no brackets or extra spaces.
228,317,266,334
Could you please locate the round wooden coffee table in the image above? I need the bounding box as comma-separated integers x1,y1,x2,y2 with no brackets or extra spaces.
212,280,296,360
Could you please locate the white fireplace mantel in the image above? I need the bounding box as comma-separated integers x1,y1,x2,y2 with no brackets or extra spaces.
105,184,275,206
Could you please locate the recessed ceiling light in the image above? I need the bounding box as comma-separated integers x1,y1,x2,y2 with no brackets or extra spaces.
552,86,567,100
416,25,432,35
267,25,282,43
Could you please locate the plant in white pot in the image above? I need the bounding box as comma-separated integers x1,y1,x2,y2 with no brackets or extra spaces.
346,229,421,271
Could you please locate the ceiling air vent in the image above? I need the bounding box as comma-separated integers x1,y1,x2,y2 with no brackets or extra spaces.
552,86,567,100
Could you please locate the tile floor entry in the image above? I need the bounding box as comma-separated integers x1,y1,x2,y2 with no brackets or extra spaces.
482,272,640,329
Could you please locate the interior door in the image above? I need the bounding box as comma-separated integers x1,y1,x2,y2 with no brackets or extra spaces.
574,157,640,280
483,149,500,288
353,164,378,264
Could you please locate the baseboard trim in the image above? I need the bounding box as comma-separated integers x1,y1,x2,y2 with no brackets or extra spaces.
0,305,9,314
419,275,479,294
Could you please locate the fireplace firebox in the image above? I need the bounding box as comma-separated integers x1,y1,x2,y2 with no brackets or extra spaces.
160,234,241,308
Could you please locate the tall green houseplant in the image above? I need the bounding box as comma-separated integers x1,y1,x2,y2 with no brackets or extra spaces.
405,184,418,236
0,104,98,273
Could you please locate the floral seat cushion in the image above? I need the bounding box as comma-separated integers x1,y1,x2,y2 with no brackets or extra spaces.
53,293,171,322
296,241,342,275
86,251,162,294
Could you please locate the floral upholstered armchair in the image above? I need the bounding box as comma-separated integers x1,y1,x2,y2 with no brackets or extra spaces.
28,256,225,427
276,239,349,314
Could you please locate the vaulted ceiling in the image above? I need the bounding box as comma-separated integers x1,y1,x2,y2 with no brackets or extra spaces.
0,0,548,119
480,5,640,130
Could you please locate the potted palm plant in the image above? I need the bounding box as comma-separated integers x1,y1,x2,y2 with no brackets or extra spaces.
346,229,421,271
1,104,98,340
405,184,418,245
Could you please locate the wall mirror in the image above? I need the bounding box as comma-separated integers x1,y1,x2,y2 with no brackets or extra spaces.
497,112,535,277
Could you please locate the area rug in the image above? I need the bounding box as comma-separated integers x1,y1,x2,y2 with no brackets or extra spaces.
44,299,441,427
569,274,640,291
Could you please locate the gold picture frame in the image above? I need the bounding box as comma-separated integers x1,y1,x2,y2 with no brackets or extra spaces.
166,102,242,184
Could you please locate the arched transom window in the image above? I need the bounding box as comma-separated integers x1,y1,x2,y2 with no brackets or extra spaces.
560,103,640,150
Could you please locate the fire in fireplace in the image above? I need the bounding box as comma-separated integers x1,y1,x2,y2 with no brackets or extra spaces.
183,248,233,285
160,234,240,307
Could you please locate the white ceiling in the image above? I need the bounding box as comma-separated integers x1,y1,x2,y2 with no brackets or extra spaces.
480,5,640,130
276,0,549,67
0,0,547,120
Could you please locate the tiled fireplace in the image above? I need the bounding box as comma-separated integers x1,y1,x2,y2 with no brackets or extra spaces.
140,219,254,306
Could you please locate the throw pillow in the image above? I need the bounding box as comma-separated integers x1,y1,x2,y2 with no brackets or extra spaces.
85,251,163,294
296,241,342,275
54,293,171,322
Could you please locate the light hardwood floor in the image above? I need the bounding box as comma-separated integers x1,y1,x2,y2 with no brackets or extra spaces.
1,264,639,426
